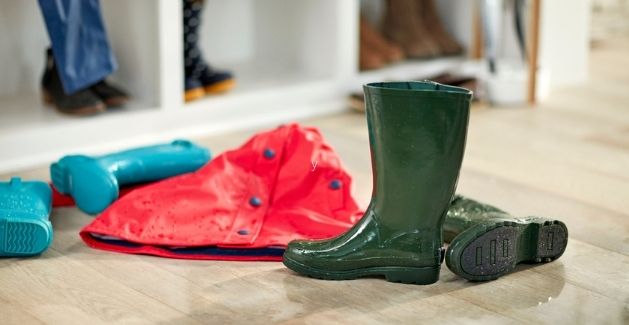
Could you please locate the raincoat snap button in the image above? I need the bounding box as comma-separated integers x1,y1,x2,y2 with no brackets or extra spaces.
249,196,262,207
329,179,342,190
237,229,249,235
263,148,276,159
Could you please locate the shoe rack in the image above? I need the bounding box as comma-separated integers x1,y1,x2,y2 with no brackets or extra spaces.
0,0,476,174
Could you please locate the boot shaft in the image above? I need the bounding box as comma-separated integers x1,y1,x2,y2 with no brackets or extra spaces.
444,195,514,242
363,81,471,232
383,0,420,30
0,178,51,220
97,140,210,184
183,0,206,76
51,140,210,214
41,48,55,88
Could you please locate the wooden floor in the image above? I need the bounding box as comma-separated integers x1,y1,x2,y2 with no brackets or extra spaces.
3,38,629,325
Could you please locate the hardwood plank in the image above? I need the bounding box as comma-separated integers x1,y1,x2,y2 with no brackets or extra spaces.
452,268,628,324
0,301,44,325
0,249,200,324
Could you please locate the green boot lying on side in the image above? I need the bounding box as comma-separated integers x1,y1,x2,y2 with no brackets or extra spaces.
444,195,568,281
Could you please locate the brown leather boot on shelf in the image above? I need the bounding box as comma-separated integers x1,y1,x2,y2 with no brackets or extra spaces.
382,0,440,59
419,0,464,55
360,17,404,65
360,22,386,70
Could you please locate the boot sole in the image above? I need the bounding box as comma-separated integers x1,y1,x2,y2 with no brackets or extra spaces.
283,256,440,285
42,90,106,116
103,96,129,108
204,79,236,94
446,219,568,281
0,217,53,256
185,87,205,102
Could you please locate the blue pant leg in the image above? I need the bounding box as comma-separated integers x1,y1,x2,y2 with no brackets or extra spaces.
38,0,117,94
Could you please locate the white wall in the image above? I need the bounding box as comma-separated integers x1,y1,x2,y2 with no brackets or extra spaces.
539,0,591,86
440,0,592,87
0,0,48,97
101,0,160,106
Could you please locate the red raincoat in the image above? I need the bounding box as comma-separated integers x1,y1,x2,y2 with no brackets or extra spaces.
80,124,364,261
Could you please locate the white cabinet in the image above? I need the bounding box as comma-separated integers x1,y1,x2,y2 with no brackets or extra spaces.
0,0,473,173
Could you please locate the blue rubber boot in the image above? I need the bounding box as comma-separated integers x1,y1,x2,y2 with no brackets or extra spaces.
50,140,211,215
0,177,53,256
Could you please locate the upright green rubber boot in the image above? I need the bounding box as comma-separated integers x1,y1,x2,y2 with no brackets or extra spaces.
283,81,472,285
445,195,569,281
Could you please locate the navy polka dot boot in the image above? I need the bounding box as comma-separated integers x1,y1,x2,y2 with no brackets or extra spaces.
183,0,235,102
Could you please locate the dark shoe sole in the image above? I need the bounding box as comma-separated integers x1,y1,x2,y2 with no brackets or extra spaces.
103,96,129,108
42,90,106,116
0,217,53,256
283,256,440,285
446,218,568,281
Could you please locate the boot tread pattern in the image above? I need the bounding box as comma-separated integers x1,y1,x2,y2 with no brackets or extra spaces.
457,219,568,281
461,226,517,277
2,219,39,254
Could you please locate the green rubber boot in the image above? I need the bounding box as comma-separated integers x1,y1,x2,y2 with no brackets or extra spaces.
445,195,569,281
283,81,472,285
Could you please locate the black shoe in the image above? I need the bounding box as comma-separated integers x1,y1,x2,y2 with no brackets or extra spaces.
90,80,130,107
41,49,105,116
184,77,205,102
183,0,234,96
196,64,234,94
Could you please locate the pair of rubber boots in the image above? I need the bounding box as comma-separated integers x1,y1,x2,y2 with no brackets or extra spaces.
283,81,568,283
51,140,211,215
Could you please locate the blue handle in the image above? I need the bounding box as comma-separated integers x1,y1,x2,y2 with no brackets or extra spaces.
99,140,210,185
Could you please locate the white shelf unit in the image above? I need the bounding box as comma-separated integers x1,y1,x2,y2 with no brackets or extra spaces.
0,0,475,174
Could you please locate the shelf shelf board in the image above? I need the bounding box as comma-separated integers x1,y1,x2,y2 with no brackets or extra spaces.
0,78,345,174
354,56,479,88
0,93,156,136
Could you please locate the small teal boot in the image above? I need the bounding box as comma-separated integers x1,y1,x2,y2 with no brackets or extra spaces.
51,140,211,215
0,177,53,256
